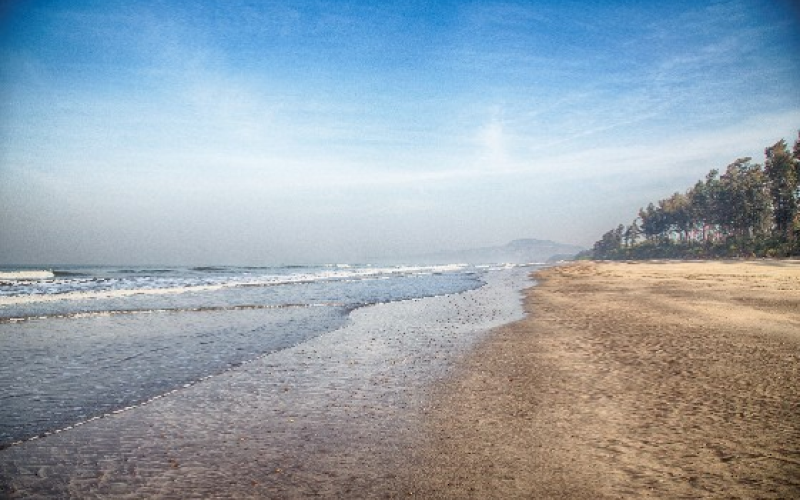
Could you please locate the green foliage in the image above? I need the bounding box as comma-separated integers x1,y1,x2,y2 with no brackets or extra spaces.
765,139,798,245
589,130,800,260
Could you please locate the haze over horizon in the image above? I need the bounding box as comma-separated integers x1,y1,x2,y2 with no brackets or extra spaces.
2,0,799,266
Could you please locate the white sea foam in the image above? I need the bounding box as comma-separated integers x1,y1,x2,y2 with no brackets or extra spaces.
0,302,343,323
0,264,471,307
0,270,55,280
0,284,229,307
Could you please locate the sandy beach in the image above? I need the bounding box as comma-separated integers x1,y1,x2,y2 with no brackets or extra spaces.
411,260,800,498
2,261,799,498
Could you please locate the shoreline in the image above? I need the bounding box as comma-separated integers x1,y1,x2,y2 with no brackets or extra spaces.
0,267,531,498
3,261,798,497
410,260,800,498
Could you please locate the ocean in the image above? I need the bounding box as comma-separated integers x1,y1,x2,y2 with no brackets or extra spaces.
0,263,526,450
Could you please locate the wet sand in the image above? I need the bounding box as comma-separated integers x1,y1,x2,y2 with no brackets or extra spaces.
0,268,530,498
412,260,800,498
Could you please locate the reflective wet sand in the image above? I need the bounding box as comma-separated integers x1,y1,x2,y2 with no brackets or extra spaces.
0,307,347,448
0,268,530,498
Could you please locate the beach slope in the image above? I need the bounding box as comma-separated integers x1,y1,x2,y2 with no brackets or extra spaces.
413,261,800,498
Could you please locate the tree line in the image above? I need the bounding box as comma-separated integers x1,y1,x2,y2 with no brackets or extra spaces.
585,131,800,260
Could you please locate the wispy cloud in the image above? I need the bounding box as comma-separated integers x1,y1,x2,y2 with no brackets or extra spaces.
2,0,799,262
476,111,509,168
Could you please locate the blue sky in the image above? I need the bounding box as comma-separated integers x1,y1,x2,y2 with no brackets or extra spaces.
2,0,799,265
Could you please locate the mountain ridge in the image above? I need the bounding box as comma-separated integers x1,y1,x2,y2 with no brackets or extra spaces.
402,238,584,265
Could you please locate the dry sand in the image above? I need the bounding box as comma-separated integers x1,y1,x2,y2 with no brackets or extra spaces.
411,260,800,498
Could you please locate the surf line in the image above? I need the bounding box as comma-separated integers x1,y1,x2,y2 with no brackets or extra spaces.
0,302,347,324
1,284,491,450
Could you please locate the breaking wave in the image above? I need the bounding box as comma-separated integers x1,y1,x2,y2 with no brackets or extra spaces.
0,270,55,280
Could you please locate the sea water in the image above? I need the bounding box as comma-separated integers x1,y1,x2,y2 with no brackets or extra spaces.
0,264,491,448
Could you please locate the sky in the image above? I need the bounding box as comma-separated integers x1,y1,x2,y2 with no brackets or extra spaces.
1,0,799,265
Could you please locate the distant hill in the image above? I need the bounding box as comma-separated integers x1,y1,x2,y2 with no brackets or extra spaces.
407,239,584,265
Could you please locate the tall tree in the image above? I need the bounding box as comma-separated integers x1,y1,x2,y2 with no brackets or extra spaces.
661,192,692,241
764,140,798,246
639,203,664,241
593,225,625,259
624,219,641,247
794,132,800,240
717,158,771,247
688,177,714,242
